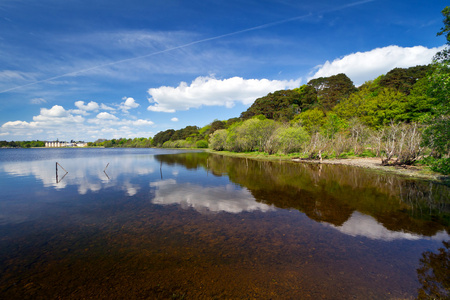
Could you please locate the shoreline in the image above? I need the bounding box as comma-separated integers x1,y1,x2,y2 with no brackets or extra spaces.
208,150,449,182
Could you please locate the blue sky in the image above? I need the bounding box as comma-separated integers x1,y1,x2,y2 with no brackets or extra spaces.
0,0,447,142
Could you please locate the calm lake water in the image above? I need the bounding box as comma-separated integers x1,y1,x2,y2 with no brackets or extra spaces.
0,148,448,299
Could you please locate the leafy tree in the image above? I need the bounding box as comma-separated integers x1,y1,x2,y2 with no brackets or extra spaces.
333,84,373,121
240,89,303,121
152,129,175,146
195,140,208,148
321,113,347,139
421,6,450,173
268,126,310,154
226,117,278,152
294,107,326,133
172,125,200,140
307,73,357,111
378,65,430,95
210,120,225,134
292,84,318,111
209,129,228,151
437,6,450,43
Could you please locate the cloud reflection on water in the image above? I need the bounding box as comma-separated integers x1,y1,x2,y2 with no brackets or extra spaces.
331,211,449,241
150,179,274,214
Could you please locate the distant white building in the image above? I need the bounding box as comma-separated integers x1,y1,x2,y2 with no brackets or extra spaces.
45,141,87,147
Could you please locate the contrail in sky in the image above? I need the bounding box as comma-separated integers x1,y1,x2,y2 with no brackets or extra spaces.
0,0,376,94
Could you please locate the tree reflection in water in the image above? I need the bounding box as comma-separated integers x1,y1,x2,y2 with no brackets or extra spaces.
417,240,450,299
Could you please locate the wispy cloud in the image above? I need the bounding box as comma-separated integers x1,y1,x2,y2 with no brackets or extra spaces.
30,98,47,105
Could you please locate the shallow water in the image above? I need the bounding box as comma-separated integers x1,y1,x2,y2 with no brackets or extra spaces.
0,148,448,299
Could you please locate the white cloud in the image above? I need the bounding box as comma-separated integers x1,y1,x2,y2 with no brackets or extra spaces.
120,97,140,112
171,117,179,122
38,105,69,118
30,98,47,105
132,119,154,126
100,103,115,111
310,45,445,86
147,76,301,113
2,120,36,129
96,112,118,120
74,100,100,111
70,109,89,116
32,105,84,125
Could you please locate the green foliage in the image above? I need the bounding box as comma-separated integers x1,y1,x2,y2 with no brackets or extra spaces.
240,89,304,121
88,137,153,148
209,129,228,151
171,126,200,140
152,129,175,146
195,140,209,148
321,113,347,139
421,10,450,166
226,118,278,152
209,120,225,134
422,115,450,156
0,140,45,148
437,6,450,44
378,65,431,95
307,73,357,111
268,126,310,154
294,108,326,133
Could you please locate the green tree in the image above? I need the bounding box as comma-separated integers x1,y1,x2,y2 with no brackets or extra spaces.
240,89,303,121
378,65,430,95
294,107,326,133
321,113,347,139
268,126,310,154
226,117,278,152
421,6,450,173
308,73,357,111
209,129,228,151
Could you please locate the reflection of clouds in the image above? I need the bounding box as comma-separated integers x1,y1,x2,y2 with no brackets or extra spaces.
0,156,155,195
150,179,274,214
331,211,450,241
123,181,139,196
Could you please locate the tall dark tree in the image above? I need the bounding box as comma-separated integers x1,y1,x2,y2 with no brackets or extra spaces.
307,73,357,111
240,89,304,121
152,129,175,146
378,65,431,95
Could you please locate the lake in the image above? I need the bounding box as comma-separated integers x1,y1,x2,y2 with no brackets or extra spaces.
0,148,448,299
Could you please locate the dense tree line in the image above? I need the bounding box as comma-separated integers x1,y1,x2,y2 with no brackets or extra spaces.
0,140,45,148
87,137,153,148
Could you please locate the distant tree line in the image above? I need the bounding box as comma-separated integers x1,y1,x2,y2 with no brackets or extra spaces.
87,137,153,148
0,140,45,148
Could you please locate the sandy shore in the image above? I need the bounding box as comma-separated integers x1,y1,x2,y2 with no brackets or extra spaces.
292,157,448,181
